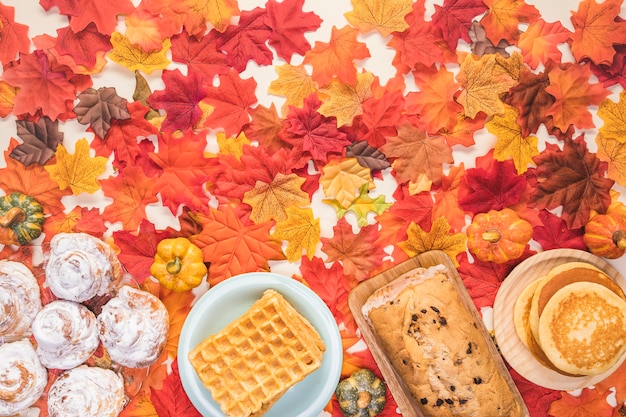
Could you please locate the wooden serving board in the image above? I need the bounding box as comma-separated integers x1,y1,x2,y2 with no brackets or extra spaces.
493,248,626,391
348,250,529,417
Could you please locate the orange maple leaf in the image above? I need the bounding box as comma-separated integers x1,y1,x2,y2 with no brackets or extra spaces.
172,0,240,34
0,138,71,216
432,164,466,232
518,18,570,70
303,25,370,87
545,62,610,131
405,65,463,134
480,0,540,44
570,0,626,66
0,80,17,117
380,122,454,184
188,206,285,285
100,165,159,231
548,387,614,417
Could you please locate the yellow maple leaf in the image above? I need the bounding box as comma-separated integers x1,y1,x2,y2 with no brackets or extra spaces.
344,0,412,36
596,132,626,186
272,206,321,262
180,0,240,33
324,183,392,227
268,63,319,115
108,32,171,74
456,51,522,118
487,104,539,174
408,173,433,195
319,71,374,127
598,90,626,143
243,172,310,224
208,131,250,159
398,216,467,266
0,80,17,117
320,158,374,209
45,138,108,195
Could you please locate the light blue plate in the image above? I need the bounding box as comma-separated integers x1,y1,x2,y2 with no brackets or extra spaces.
177,272,343,417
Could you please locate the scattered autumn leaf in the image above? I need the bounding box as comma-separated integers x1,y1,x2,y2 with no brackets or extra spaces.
318,70,374,127
11,117,63,166
268,63,319,115
264,0,322,61
398,216,467,266
548,387,614,417
597,133,626,186
108,31,171,74
320,157,374,209
480,0,540,45
74,87,131,139
598,89,626,142
45,138,109,194
243,172,310,224
272,206,321,261
517,19,569,70
344,0,412,37
325,183,392,227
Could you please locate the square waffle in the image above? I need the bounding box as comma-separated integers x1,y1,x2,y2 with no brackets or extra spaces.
188,289,326,417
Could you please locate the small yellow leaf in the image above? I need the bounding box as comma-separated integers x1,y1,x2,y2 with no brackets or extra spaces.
108,32,171,74
487,104,539,174
408,173,433,195
457,51,522,118
398,216,467,266
272,206,321,262
319,71,374,127
211,131,250,159
45,138,108,195
0,80,17,117
598,90,626,143
596,132,626,186
344,0,412,36
243,172,310,224
320,158,374,209
268,63,319,115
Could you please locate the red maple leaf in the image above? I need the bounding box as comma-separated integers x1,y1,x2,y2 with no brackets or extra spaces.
529,136,614,229
590,44,626,89
533,209,586,251
39,0,81,16
278,94,351,170
189,205,286,285
2,50,80,120
170,29,229,79
101,165,159,231
75,207,108,237
67,0,135,35
151,360,202,417
303,25,370,86
147,69,208,133
91,101,160,170
458,158,528,215
508,367,562,417
203,69,258,136
264,0,322,61
149,132,214,214
431,0,488,50
320,218,386,281
216,7,273,73
55,23,112,67
300,256,358,333
0,3,30,65
113,219,174,283
389,0,457,73
360,90,404,149
387,188,435,238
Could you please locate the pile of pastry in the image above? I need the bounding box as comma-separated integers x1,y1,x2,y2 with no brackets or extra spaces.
0,232,170,417
513,261,626,376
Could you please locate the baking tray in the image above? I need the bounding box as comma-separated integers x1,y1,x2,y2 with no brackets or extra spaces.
348,250,529,417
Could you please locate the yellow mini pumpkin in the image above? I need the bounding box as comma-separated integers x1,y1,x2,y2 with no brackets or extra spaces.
150,237,207,292
466,208,533,264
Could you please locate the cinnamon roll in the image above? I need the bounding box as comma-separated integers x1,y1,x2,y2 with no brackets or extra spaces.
32,300,100,369
45,233,123,302
98,286,169,368
0,260,42,339
47,365,125,417
0,340,48,417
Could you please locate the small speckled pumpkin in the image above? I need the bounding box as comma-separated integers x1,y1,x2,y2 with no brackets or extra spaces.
336,368,386,417
0,192,44,245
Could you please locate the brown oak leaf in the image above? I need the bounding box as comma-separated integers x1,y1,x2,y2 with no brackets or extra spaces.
74,87,131,139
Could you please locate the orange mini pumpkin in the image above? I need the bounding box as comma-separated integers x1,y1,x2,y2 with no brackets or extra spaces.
583,213,626,259
466,208,533,264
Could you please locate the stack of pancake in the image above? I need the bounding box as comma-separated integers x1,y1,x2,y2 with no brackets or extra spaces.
513,262,626,376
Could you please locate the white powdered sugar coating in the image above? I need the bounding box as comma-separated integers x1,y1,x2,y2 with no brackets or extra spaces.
0,340,48,417
45,233,122,303
98,285,169,368
47,365,125,417
0,260,42,339
32,300,100,370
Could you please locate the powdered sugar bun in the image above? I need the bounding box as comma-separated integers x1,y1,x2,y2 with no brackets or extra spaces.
32,300,100,370
45,233,123,303
0,340,48,417
47,365,125,417
0,260,42,339
98,286,169,368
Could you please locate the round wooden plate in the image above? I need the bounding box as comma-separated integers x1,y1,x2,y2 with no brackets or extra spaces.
493,248,626,390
